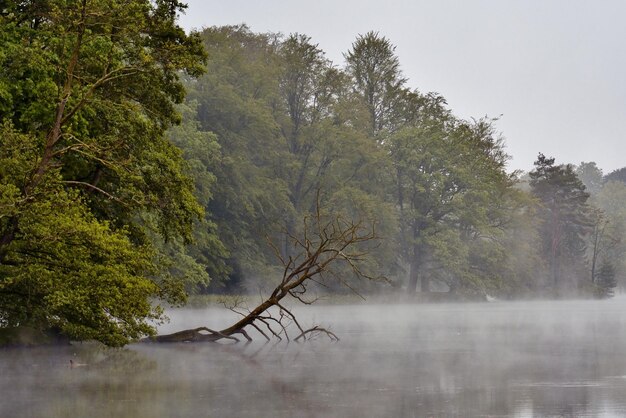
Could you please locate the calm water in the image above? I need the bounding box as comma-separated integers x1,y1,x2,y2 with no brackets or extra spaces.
3,298,626,417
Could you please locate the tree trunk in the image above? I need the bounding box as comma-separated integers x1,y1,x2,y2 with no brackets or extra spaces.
407,259,418,294
420,274,430,293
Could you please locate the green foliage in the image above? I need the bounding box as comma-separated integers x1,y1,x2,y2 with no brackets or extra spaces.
591,181,626,290
345,31,408,137
5,5,618,348
179,26,592,300
530,154,594,293
165,102,230,290
604,167,626,184
0,128,162,346
388,97,516,294
183,25,289,286
0,0,207,345
174,25,400,292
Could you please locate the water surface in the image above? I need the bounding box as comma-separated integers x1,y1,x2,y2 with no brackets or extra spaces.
3,298,626,417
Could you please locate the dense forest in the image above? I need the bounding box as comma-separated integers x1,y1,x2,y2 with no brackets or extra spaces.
172,25,626,301
1,1,626,346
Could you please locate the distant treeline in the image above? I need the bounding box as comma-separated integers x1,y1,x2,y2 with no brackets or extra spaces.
171,25,626,300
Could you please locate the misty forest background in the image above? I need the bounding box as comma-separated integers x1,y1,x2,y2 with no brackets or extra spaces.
2,2,626,346
176,25,626,301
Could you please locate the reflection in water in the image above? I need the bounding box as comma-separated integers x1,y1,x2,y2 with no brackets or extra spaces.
3,298,626,417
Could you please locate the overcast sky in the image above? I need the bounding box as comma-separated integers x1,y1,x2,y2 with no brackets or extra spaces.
178,0,626,174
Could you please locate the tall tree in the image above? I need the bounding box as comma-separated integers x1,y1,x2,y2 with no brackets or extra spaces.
178,27,399,291
275,33,336,256
389,95,514,295
184,25,290,289
345,31,408,138
0,0,206,345
529,154,593,293
276,34,397,268
592,180,626,291
165,102,230,291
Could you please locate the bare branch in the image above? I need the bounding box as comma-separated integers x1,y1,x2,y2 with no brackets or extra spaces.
231,328,252,342
62,181,124,203
277,303,304,334
295,326,339,342
249,323,270,341
256,317,283,341
148,197,383,344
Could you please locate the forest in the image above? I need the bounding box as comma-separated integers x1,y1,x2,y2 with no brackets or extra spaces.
1,1,626,347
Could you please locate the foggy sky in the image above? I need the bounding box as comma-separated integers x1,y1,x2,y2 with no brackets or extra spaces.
178,0,626,175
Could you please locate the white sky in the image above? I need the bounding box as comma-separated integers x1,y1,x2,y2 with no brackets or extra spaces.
178,0,626,174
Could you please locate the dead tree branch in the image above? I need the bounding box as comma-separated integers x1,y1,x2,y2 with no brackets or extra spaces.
147,204,382,344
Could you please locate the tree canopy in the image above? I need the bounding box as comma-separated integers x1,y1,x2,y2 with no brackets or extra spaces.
529,154,594,293
0,0,208,345
171,26,626,301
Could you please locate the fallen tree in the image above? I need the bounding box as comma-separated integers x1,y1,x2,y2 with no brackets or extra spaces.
145,209,382,343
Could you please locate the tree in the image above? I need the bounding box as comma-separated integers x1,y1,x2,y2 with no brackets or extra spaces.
493,190,547,298
165,102,230,291
275,33,339,257
576,162,603,196
179,26,398,292
576,162,610,285
592,180,626,291
529,154,594,293
345,31,408,138
147,209,382,343
184,25,290,290
275,33,397,272
604,167,626,184
596,261,617,298
588,209,608,284
278,33,332,144
0,0,207,345
389,96,514,295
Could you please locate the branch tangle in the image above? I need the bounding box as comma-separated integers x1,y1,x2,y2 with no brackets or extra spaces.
150,213,379,343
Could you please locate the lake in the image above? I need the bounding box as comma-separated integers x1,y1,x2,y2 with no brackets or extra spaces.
3,297,626,417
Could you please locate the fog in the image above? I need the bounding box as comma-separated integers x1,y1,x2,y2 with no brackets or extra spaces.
4,298,626,417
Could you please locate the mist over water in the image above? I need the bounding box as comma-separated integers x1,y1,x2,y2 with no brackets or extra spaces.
4,298,626,417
